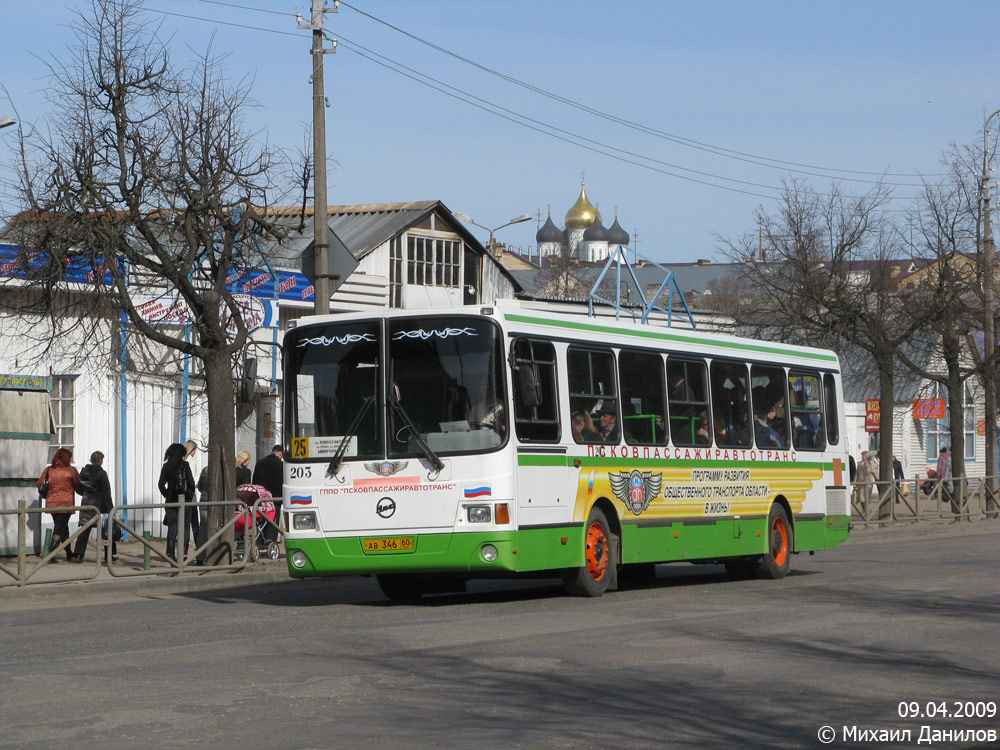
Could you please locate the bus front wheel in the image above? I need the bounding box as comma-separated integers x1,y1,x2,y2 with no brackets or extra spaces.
752,504,792,580
563,507,614,597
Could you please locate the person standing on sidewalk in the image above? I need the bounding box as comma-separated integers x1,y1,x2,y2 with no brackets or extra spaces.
857,451,878,518
73,451,115,562
936,446,957,516
37,448,80,562
252,444,283,543
158,443,196,561
236,450,252,487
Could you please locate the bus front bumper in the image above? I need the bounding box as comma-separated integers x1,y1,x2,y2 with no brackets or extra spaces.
284,531,518,578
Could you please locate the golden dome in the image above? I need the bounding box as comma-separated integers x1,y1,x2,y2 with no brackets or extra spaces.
564,181,598,230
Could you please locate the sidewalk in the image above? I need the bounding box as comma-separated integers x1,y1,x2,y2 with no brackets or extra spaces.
0,538,293,608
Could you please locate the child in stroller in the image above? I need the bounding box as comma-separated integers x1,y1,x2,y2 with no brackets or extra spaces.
235,483,281,560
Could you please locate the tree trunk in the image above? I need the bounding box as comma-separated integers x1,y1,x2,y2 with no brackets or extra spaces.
203,350,237,564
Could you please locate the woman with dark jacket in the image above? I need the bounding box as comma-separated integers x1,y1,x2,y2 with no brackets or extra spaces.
158,442,196,561
73,450,115,562
37,448,80,562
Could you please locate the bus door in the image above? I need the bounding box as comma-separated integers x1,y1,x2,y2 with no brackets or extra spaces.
510,338,571,524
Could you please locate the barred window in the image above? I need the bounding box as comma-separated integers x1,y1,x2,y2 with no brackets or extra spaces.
49,375,76,461
407,236,461,288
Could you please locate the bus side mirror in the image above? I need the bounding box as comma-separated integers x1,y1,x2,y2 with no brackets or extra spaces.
517,365,541,408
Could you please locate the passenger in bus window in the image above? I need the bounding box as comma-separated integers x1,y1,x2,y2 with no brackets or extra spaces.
597,407,620,443
731,412,752,446
695,410,711,445
754,408,785,448
571,411,599,443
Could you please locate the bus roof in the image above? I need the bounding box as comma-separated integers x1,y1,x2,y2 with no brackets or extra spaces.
289,299,841,370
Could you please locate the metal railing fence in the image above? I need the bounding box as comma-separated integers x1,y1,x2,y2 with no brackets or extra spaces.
0,497,285,588
850,474,1000,527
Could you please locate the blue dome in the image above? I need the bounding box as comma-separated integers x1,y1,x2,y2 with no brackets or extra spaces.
536,215,564,244
583,217,609,242
608,217,630,246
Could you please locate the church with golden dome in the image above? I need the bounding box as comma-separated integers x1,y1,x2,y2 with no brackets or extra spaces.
536,178,630,263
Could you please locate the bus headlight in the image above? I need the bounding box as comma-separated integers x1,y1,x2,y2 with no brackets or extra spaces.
292,512,317,531
291,550,308,568
467,505,491,523
481,544,499,562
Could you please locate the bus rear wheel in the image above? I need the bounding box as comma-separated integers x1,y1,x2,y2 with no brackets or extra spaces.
376,573,426,603
752,504,792,580
563,507,614,597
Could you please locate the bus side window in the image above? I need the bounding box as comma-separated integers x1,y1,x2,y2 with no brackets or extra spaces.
619,349,667,446
824,372,840,445
667,358,710,447
788,371,826,451
749,364,788,449
512,338,560,442
711,360,751,448
568,347,619,444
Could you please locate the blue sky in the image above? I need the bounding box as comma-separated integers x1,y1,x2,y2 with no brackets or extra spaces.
1,1,997,263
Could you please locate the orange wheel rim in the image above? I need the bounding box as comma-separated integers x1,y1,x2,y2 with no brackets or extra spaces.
771,516,789,567
585,521,608,580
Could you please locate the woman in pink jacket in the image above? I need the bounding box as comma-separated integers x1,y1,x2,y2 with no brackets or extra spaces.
37,448,80,562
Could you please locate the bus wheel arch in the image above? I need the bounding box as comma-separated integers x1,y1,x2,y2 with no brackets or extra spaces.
563,500,619,597
752,499,793,580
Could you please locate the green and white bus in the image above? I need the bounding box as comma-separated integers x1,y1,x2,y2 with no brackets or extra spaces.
280,301,850,600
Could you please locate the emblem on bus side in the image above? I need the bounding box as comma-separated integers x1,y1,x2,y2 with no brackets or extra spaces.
376,497,396,518
364,460,409,477
609,470,663,516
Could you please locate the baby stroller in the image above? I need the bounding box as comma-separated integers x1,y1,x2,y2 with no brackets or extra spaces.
235,483,281,560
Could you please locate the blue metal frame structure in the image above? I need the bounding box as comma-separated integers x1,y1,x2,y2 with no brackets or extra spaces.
587,245,697,328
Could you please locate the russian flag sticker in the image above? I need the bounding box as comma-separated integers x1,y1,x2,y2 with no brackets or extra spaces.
464,485,492,499
289,494,312,505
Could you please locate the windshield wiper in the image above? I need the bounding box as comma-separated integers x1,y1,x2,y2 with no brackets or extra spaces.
327,395,375,478
390,392,445,474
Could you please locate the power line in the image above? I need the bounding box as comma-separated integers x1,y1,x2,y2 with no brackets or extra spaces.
339,1,947,181
146,4,931,206
146,7,306,38
190,0,296,17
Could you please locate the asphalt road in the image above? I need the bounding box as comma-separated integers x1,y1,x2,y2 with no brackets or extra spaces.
1,522,997,750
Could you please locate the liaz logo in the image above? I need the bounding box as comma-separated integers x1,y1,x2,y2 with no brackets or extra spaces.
376,497,396,518
610,470,663,516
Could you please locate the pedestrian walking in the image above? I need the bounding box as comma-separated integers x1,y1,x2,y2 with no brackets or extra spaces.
37,448,80,562
72,451,115,562
158,442,196,561
252,444,283,543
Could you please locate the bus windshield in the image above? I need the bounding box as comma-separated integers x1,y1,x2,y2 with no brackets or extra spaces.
389,317,506,457
285,316,507,462
285,321,381,460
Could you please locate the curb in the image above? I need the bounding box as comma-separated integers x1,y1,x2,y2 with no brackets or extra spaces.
0,567,294,607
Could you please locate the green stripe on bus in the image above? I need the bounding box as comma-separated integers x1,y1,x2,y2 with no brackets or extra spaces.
517,454,831,470
503,313,839,363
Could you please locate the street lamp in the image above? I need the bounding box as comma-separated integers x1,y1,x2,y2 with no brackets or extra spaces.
454,211,532,256
0,117,15,130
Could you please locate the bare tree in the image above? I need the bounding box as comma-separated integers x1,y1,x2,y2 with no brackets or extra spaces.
4,0,294,557
720,179,949,514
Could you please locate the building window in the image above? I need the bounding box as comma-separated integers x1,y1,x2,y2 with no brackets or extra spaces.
407,235,461,288
924,382,976,461
389,237,402,308
50,375,76,461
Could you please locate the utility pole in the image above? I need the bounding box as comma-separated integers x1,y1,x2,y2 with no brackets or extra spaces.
300,0,337,314
982,109,1000,509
